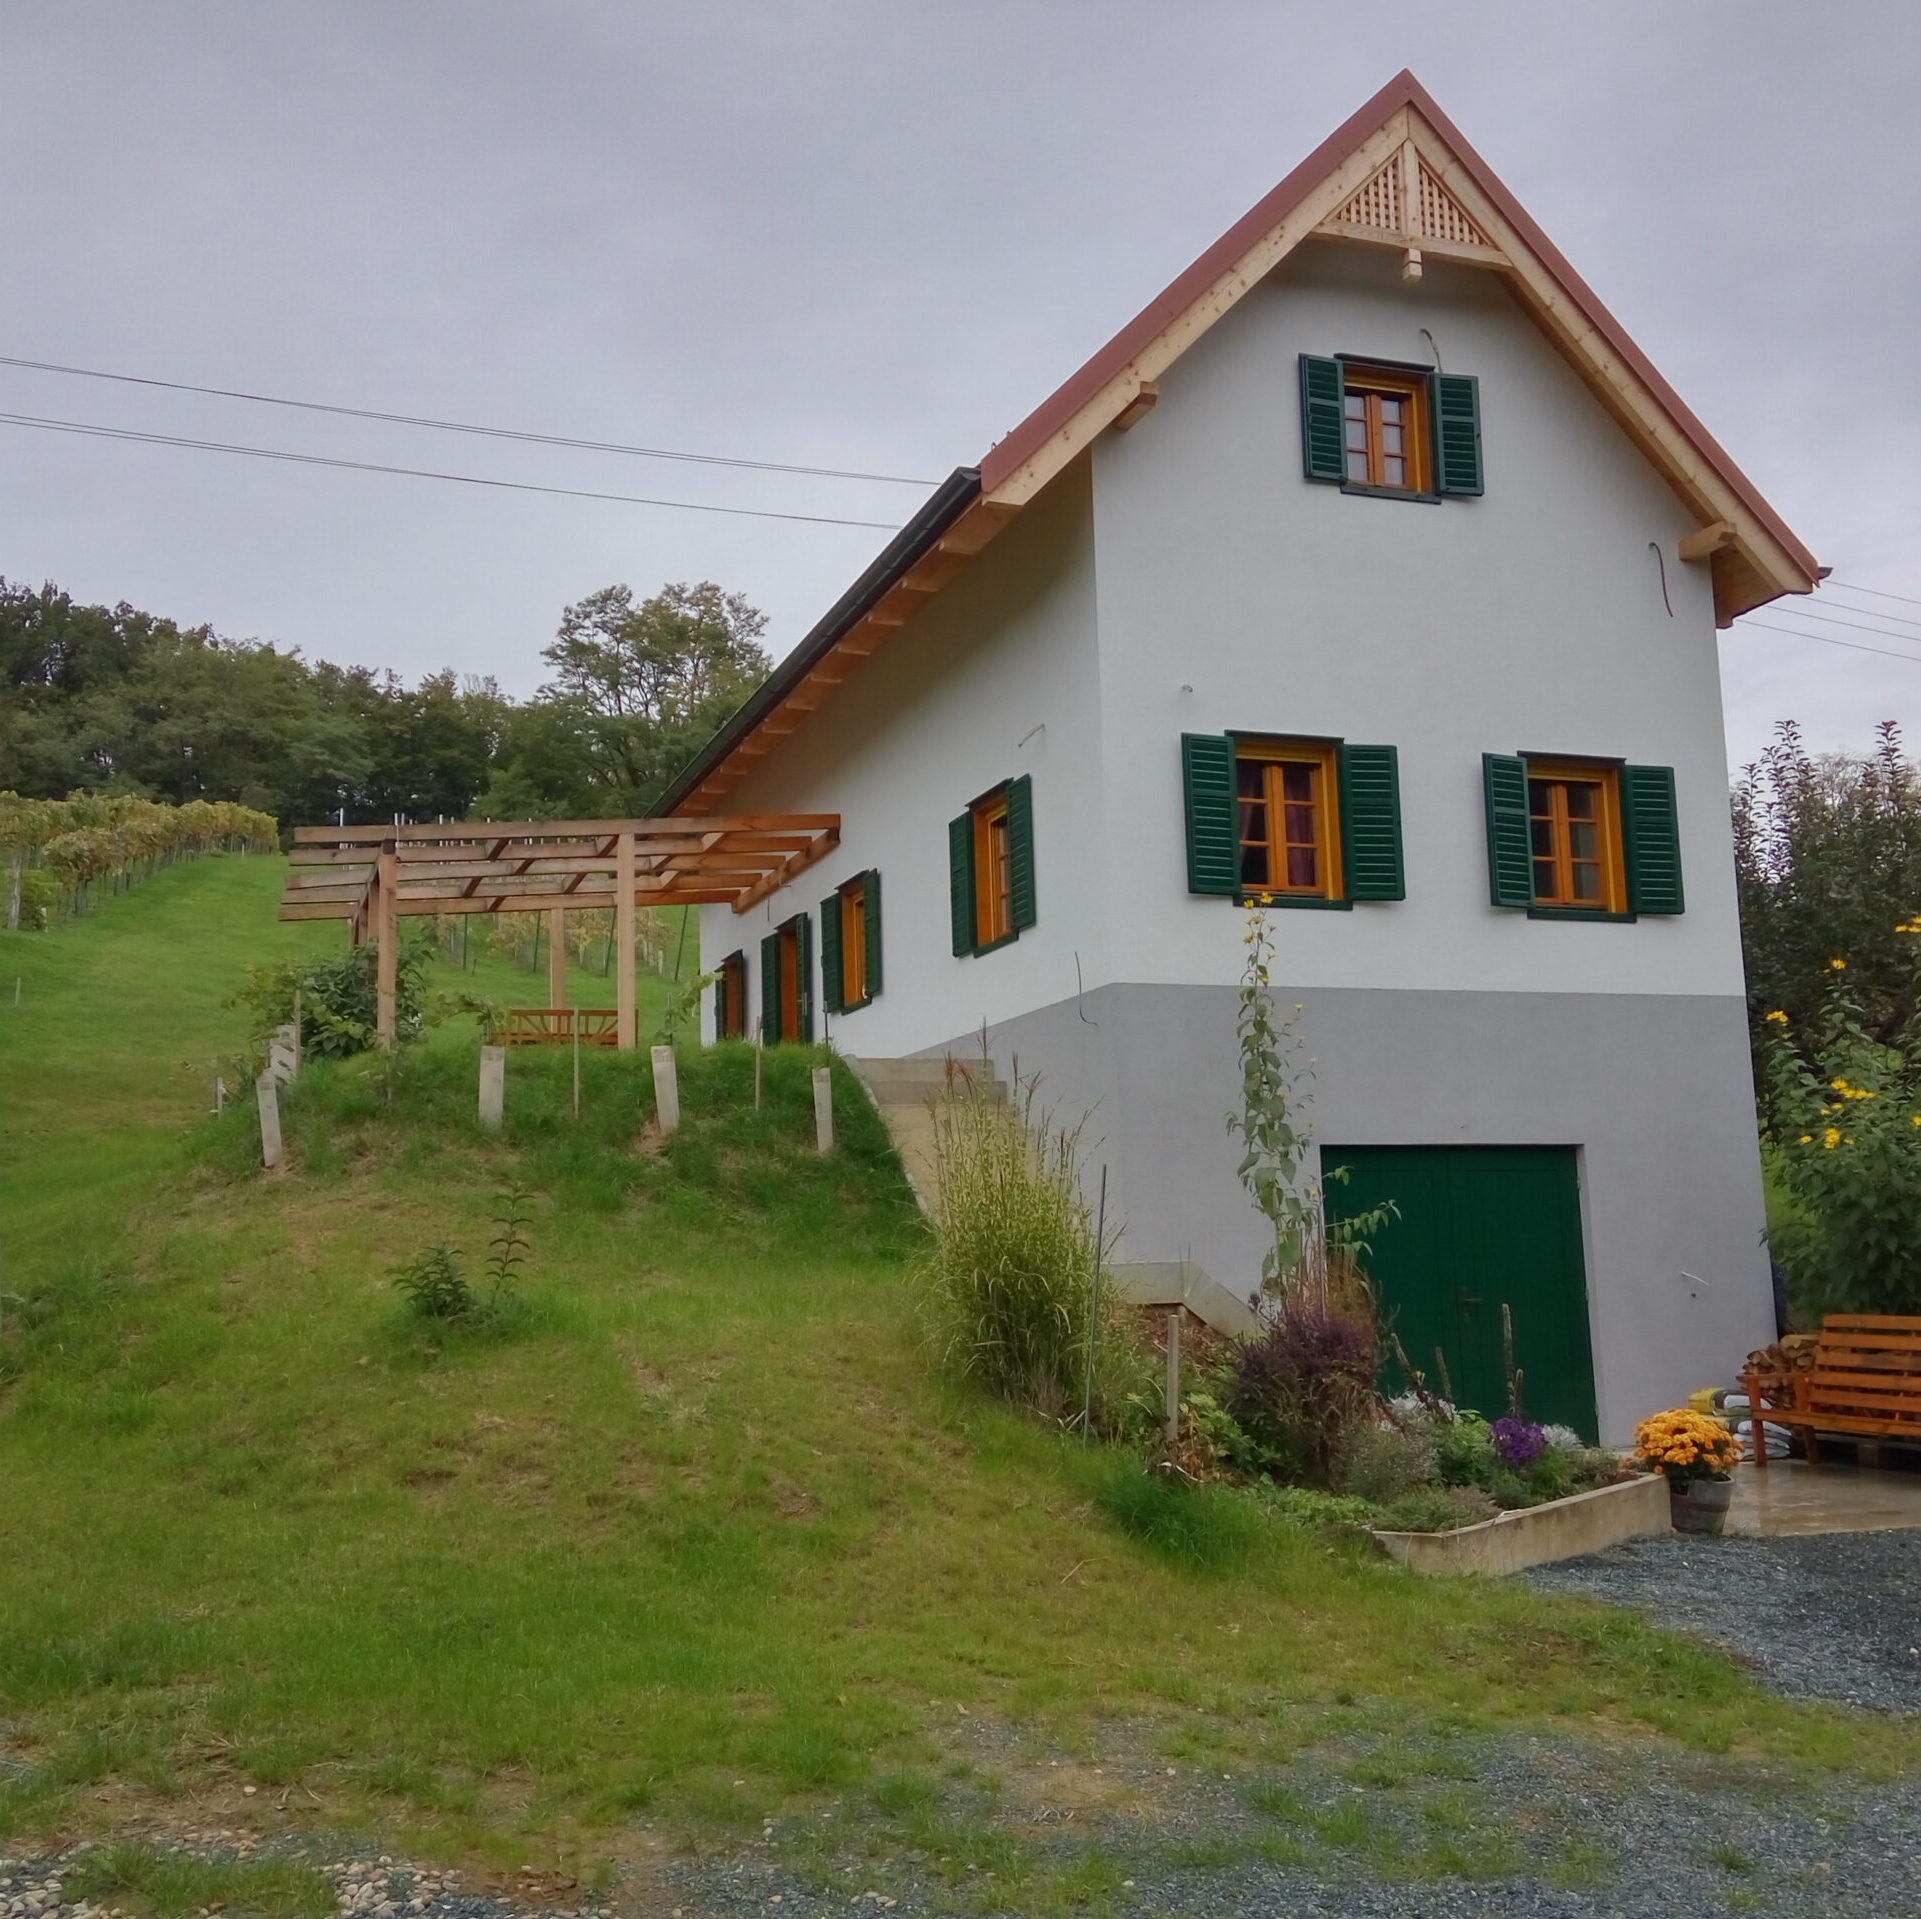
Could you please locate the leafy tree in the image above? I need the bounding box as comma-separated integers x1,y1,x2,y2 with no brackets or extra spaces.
533,581,770,807
1734,721,1921,1052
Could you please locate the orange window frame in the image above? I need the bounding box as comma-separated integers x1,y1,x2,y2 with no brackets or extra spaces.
839,880,867,1008
971,789,1012,947
1526,760,1626,912
1235,739,1343,899
1340,367,1429,493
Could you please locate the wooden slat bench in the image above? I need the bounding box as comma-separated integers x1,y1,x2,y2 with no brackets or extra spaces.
501,1007,619,1047
1740,1314,1921,1468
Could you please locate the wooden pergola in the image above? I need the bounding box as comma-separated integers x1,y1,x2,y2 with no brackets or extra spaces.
278,814,839,1049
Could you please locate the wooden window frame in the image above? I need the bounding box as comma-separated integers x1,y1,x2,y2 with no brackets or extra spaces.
970,786,1014,950
776,916,802,1042
838,877,869,1010
1525,758,1627,914
1234,737,1343,902
1339,363,1430,495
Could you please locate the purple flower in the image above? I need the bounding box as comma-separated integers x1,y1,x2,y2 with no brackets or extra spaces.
1490,1417,1550,1471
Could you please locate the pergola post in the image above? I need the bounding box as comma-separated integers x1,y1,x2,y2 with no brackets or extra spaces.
375,843,398,1048
615,830,636,1051
548,905,568,1011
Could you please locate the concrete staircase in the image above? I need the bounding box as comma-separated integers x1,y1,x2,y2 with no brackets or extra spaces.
845,1055,1004,1214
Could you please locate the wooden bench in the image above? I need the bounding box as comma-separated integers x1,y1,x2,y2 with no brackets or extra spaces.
501,1007,619,1047
1739,1314,1921,1468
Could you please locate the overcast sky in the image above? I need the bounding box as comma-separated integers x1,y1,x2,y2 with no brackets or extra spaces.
5,1,1918,773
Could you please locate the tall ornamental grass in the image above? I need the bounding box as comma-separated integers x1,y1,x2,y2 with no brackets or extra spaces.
921,1071,1114,1418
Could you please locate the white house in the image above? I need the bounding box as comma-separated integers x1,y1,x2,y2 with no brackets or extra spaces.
666,71,1822,1442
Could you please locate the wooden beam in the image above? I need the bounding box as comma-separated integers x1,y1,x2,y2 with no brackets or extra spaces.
375,845,398,1049
1309,219,1509,268
615,830,636,1052
1678,520,1738,562
730,827,841,915
1112,379,1159,431
291,813,839,844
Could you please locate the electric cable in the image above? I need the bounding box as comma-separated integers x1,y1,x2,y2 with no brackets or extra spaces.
0,410,905,530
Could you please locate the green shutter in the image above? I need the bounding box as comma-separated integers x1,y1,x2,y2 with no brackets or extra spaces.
1299,354,1345,483
948,813,975,956
1483,754,1533,908
759,931,780,1040
1182,733,1239,896
863,869,882,997
1621,765,1684,915
1431,373,1483,497
1007,774,1037,931
794,913,814,1043
718,950,743,1038
819,891,844,1015
1337,743,1404,901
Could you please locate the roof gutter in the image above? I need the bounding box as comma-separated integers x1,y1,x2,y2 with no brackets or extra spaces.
659,464,983,815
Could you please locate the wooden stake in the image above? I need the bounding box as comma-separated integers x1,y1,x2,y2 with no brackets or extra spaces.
812,1065,833,1154
754,1025,763,1110
1164,1308,1182,1450
548,905,568,1010
1083,1165,1108,1443
615,832,637,1050
572,1025,581,1118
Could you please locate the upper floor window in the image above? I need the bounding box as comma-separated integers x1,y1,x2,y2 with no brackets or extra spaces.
1526,761,1624,912
1236,740,1343,899
949,775,1036,956
1342,369,1428,492
1299,354,1483,499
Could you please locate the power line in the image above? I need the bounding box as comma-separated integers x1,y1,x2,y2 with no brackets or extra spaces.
1756,603,1921,643
1826,578,1921,610
1737,618,1921,667
0,351,940,488
0,411,906,530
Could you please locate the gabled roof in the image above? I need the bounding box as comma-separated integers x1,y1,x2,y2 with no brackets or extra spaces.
664,69,1821,817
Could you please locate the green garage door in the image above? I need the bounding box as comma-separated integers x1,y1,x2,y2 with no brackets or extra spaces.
1323,1146,1598,1440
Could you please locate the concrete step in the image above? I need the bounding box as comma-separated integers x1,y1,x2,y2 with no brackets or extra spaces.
846,1055,1005,1215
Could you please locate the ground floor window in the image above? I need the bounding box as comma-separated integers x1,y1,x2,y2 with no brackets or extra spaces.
759,912,813,1043
715,950,747,1038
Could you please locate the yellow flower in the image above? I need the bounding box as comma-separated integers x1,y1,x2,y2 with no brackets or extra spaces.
1830,957,1848,970
1823,1128,1842,1149
1799,1135,1813,1144
1764,1010,1789,1024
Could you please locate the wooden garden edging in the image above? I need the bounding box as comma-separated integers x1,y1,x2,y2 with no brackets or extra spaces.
1740,1314,1921,1467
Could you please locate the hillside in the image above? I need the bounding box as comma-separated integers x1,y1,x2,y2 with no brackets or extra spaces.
1,856,1912,1910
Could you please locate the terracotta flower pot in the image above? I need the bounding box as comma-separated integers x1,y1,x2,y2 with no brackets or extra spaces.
1668,1474,1734,1536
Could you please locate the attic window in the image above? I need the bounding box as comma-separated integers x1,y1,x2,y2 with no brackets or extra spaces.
1342,369,1428,492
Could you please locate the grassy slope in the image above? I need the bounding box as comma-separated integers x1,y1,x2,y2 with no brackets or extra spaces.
0,857,1911,1878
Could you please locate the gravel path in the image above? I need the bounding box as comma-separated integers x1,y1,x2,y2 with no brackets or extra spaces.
1523,1528,1921,1713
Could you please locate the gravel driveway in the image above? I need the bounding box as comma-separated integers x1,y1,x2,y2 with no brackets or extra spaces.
1523,1527,1921,1713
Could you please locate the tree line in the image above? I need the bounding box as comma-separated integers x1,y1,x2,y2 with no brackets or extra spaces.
0,574,771,829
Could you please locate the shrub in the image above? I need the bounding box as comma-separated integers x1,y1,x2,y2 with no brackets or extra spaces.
1759,975,1921,1316
1226,1298,1378,1488
1489,1417,1549,1472
1375,1486,1499,1533
1249,1483,1382,1533
392,1189,536,1329
232,939,434,1059
1432,1411,1496,1488
1333,1419,1435,1504
920,1072,1113,1419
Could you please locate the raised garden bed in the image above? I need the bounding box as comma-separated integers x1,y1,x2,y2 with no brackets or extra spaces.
1370,1472,1669,1576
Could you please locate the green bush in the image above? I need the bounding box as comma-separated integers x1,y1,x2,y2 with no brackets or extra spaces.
1759,972,1921,1316
1374,1486,1498,1533
1333,1420,1436,1504
233,938,435,1058
1248,1483,1382,1533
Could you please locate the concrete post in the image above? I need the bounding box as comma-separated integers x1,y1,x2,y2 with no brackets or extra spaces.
813,1066,834,1155
651,1044,680,1134
256,1073,283,1170
478,1045,505,1130
268,1023,299,1084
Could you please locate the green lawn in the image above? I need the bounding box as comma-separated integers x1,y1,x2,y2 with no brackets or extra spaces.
0,856,1912,1890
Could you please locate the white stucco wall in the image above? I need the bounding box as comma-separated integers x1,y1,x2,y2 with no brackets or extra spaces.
1088,241,1744,1000
698,462,1106,1051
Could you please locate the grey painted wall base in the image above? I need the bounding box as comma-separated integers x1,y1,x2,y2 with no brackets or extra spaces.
921,982,1774,1444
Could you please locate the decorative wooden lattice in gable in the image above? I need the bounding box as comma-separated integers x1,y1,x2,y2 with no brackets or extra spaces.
1322,142,1493,278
